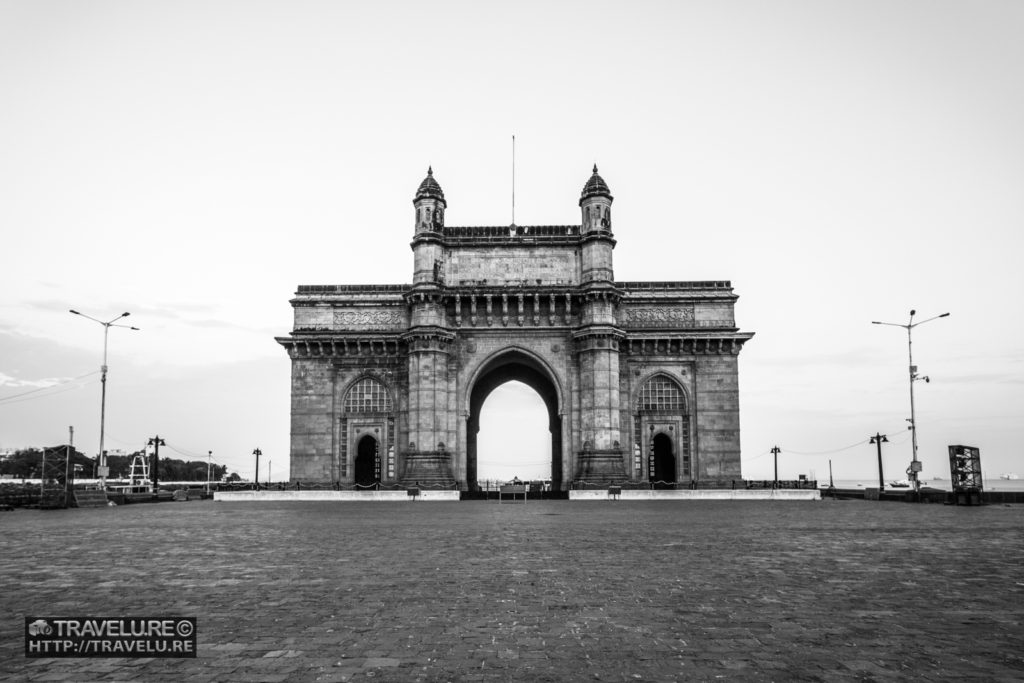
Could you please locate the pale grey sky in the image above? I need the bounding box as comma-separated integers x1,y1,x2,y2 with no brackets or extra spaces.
2,0,1022,483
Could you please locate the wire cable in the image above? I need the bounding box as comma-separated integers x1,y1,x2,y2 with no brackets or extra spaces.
0,371,100,405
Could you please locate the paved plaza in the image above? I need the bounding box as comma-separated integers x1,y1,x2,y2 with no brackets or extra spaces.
1,498,1022,682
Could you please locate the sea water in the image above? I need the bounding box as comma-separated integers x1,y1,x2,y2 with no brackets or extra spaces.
828,477,1024,492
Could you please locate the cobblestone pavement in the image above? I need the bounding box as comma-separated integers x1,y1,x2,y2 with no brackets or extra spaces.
1,498,1022,682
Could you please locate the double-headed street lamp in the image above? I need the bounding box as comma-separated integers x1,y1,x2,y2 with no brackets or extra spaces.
872,309,949,493
70,309,139,490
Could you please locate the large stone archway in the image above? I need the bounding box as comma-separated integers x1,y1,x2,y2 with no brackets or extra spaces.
466,350,563,492
278,166,754,491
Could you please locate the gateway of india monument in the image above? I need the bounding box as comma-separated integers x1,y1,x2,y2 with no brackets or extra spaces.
277,166,754,492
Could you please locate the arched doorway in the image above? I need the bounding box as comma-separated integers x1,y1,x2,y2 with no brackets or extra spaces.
354,435,380,488
635,374,691,485
467,351,562,492
651,432,675,486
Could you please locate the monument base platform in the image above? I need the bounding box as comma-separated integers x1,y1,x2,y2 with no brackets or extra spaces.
569,489,821,501
214,490,460,502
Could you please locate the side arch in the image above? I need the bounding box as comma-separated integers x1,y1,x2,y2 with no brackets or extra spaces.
338,374,396,485
632,372,692,485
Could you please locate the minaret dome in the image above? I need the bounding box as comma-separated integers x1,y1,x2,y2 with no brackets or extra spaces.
413,166,446,234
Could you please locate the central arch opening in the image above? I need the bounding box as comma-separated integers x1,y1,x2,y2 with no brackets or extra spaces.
477,381,551,484
467,351,563,492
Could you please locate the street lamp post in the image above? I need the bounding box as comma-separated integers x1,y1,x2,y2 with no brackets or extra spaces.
253,448,262,489
872,310,949,494
870,433,889,492
70,310,139,490
771,445,781,489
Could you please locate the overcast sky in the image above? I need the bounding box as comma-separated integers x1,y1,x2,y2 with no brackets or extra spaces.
2,1,1022,484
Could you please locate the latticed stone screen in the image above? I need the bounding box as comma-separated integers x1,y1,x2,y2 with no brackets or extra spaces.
343,378,393,413
637,376,684,411
339,420,348,478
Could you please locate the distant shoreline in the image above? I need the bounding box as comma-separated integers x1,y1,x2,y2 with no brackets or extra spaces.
825,478,1024,492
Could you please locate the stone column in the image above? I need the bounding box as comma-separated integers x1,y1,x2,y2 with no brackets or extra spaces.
400,328,456,488
573,327,627,484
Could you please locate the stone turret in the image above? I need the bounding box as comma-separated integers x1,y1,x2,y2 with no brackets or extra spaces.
411,167,446,286
579,165,615,284
413,166,446,234
580,164,613,234
573,165,626,483
403,167,455,487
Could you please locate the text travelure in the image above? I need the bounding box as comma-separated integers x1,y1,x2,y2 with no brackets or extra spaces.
49,619,179,638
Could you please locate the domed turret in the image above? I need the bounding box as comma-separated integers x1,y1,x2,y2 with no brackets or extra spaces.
579,164,613,205
579,164,615,283
415,166,446,204
413,167,446,234
579,164,613,235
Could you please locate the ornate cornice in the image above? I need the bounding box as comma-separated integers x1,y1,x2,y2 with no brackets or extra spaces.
579,231,617,248
623,333,755,356
275,335,404,359
400,326,456,353
572,325,626,353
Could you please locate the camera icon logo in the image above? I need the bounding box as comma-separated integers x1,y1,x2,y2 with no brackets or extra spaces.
27,620,53,637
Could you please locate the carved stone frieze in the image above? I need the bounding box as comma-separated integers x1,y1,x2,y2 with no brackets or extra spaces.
622,306,695,327
333,309,406,328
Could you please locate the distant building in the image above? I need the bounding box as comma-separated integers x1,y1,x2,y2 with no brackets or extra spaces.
278,166,754,491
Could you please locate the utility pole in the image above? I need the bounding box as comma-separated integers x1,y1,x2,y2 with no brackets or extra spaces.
873,310,950,493
148,435,165,492
511,134,516,226
65,426,74,505
206,450,212,494
828,459,834,489
69,310,138,490
771,445,781,488
253,448,262,488
870,433,889,492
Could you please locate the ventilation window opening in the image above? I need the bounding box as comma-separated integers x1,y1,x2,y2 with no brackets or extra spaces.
638,376,683,412
343,377,393,413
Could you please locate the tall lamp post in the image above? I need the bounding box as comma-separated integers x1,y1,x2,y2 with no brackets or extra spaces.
70,310,139,490
253,448,262,489
872,310,949,493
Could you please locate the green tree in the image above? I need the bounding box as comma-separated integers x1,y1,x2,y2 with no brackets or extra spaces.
0,447,92,479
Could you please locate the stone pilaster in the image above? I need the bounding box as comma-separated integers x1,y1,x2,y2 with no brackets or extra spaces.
400,326,456,487
573,325,627,484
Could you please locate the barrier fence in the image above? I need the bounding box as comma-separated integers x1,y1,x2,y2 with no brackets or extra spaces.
570,479,820,490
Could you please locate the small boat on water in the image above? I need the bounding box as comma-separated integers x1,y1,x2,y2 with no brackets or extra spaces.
106,454,157,501
887,479,930,488
1000,473,1020,480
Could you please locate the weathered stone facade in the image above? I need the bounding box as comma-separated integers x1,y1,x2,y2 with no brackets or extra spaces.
277,166,754,490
